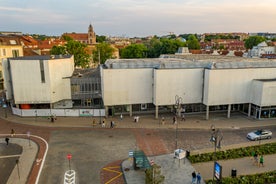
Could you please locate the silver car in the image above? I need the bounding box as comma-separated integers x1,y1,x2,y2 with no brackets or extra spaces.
247,129,272,141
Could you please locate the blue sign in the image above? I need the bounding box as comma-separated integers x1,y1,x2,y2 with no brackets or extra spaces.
214,161,222,180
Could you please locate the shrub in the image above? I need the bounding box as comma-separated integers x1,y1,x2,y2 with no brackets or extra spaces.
188,142,276,163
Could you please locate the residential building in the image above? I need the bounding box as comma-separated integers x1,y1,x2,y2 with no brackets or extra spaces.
0,35,24,89
247,41,276,58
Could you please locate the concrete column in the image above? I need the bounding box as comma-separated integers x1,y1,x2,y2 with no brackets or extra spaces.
206,105,209,120
155,105,159,119
248,103,251,117
129,104,132,117
227,104,231,118
258,107,262,119
105,106,108,118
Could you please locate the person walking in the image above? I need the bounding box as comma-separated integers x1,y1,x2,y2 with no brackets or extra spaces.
102,120,106,128
191,171,196,184
253,152,258,166
251,150,255,161
173,116,177,124
11,129,15,137
5,137,9,145
259,155,264,167
120,113,123,120
196,172,201,184
181,113,186,121
110,120,115,128
92,118,96,127
161,117,165,125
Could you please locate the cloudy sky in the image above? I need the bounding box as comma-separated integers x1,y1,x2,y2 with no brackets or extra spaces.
1,0,275,37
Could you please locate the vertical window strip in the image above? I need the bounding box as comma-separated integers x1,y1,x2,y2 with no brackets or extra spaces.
39,60,45,83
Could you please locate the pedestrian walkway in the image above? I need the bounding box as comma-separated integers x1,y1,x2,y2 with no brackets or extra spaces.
122,154,206,184
0,137,38,184
193,153,276,181
122,149,276,183
4,111,276,130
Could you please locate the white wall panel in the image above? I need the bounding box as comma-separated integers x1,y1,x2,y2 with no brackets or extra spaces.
250,80,263,106
102,68,153,106
10,59,52,104
204,68,276,106
260,82,276,106
154,69,203,105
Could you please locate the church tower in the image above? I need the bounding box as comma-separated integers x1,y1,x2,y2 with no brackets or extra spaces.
88,24,96,44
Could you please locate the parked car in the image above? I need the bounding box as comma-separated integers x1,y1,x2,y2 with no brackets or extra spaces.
247,129,272,141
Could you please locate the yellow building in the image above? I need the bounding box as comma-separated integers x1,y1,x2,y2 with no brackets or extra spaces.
0,35,24,89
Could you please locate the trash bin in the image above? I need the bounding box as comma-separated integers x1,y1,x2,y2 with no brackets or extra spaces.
186,150,190,158
231,168,237,177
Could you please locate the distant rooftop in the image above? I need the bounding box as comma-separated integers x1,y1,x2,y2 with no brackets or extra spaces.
104,54,276,69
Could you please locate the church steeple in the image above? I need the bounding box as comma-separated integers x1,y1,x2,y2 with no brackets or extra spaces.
88,24,96,44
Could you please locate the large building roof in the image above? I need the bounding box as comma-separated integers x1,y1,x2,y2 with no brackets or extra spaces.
104,54,276,69
9,55,72,60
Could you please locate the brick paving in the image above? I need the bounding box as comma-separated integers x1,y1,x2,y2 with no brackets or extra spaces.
131,129,169,156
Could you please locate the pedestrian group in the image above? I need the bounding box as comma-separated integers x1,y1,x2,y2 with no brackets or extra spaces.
191,171,201,184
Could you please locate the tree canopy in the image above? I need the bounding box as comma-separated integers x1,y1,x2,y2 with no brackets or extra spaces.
120,44,148,58
146,37,186,58
96,35,107,43
92,42,115,64
50,39,90,68
119,37,187,58
186,35,200,50
244,36,266,49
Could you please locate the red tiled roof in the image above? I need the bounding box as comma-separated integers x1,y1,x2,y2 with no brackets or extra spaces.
63,33,88,41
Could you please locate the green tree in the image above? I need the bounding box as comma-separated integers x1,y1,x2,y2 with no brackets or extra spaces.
61,35,73,41
92,42,115,64
244,36,266,49
50,45,67,55
120,44,148,58
96,35,106,43
145,164,165,184
146,37,186,58
159,38,179,54
147,37,163,58
186,35,200,49
50,40,90,68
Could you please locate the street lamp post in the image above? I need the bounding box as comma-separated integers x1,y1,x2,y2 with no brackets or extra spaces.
175,95,183,118
174,95,183,150
210,125,223,184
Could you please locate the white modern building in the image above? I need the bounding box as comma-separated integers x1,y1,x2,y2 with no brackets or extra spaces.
3,55,75,109
102,55,276,120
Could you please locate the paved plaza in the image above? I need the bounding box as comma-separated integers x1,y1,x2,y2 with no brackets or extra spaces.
0,110,276,183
